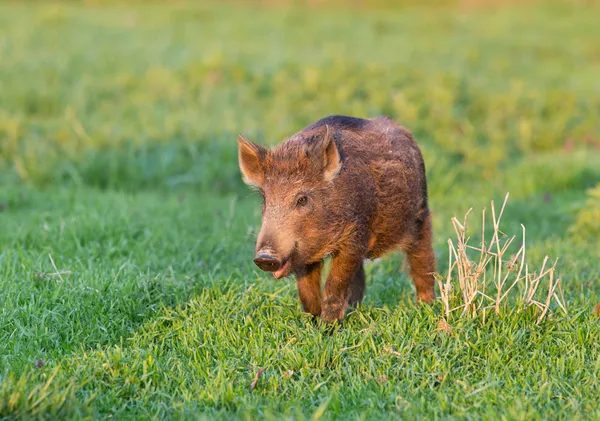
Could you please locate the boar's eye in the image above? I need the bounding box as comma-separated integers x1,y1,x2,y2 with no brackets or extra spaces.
295,195,308,208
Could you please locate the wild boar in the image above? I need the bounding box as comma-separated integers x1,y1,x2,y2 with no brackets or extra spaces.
237,115,435,323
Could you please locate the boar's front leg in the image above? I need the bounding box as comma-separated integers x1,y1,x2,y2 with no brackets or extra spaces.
321,250,364,323
295,262,323,316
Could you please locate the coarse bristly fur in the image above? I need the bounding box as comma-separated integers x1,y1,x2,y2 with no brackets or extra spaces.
237,115,435,323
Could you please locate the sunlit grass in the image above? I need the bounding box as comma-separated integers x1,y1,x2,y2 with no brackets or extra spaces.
1,1,599,419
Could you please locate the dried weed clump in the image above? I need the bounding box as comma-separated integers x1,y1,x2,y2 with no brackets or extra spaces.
436,193,568,324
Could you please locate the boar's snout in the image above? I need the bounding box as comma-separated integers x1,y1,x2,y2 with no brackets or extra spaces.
253,252,281,273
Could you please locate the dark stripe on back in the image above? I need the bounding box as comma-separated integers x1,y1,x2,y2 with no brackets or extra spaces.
305,115,368,131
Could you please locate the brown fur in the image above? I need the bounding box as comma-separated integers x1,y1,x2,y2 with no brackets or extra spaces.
238,115,435,323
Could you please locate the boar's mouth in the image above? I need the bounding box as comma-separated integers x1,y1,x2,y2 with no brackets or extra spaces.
253,253,294,279
254,242,298,279
272,259,292,279
254,242,297,280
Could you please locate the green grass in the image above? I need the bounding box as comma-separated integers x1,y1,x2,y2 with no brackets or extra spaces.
1,1,600,419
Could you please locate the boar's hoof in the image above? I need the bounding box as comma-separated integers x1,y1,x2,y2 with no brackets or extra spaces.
321,304,345,324
416,290,435,305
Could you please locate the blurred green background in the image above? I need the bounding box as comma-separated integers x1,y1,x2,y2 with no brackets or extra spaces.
1,0,599,419
1,0,599,192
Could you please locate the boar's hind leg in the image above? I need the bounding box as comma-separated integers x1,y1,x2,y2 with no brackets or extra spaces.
348,263,366,307
322,251,364,323
295,262,323,316
406,213,436,304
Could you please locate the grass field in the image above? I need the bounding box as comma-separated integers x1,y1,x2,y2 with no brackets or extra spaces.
1,1,600,419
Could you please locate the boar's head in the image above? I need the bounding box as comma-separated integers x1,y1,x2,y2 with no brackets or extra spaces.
237,126,342,279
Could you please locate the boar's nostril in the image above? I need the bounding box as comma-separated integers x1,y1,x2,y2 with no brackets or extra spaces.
253,254,281,272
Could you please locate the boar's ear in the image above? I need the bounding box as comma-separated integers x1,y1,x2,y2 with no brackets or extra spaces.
319,125,342,182
237,135,266,187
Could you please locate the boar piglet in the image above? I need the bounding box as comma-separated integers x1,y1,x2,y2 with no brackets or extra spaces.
238,115,435,323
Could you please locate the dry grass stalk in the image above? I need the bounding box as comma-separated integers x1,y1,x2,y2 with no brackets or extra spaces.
437,193,568,324
249,367,267,391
